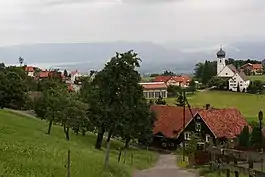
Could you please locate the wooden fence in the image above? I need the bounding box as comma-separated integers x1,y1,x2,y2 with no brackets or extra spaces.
207,147,265,177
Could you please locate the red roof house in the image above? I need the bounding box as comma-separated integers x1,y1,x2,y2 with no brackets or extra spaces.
240,63,263,74
153,75,191,87
25,66,34,72
151,105,249,148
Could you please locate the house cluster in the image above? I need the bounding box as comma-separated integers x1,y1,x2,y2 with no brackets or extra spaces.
24,66,83,92
150,104,249,150
240,63,263,75
140,75,191,99
216,48,250,92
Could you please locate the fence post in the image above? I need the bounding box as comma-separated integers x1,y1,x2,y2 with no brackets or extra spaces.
234,158,239,177
67,150,70,177
249,160,253,177
118,148,122,163
131,154,134,165
261,158,264,172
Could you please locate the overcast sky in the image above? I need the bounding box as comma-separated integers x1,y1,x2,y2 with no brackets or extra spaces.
1,0,265,47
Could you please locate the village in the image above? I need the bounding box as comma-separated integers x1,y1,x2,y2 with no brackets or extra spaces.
6,48,265,177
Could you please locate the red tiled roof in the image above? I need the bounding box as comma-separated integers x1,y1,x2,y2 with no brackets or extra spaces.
252,64,263,70
140,82,167,90
153,76,172,83
154,75,191,85
25,66,34,72
151,105,249,139
39,71,49,78
241,63,263,70
198,108,249,139
151,105,197,138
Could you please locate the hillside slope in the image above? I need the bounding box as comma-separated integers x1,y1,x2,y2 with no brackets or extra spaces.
0,110,157,177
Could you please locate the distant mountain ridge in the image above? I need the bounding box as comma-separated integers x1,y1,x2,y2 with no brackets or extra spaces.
0,41,265,74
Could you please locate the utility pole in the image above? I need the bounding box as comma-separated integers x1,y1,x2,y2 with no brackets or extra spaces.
182,90,186,162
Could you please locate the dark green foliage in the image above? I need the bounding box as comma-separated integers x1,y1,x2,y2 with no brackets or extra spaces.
161,70,175,76
18,56,24,66
247,80,264,94
187,79,196,93
149,99,154,106
150,73,159,77
63,69,68,77
0,71,28,109
167,85,182,97
238,126,251,148
251,126,263,148
155,96,166,105
176,92,185,107
208,77,228,90
194,61,216,85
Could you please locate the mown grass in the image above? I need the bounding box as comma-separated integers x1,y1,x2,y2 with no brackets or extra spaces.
247,75,265,82
0,110,157,177
167,91,265,122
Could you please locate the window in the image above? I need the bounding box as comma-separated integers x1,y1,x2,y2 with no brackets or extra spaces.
195,122,201,132
149,92,154,98
184,132,191,140
155,92,160,98
206,134,211,143
225,73,228,75
161,91,166,98
143,92,148,98
240,81,243,83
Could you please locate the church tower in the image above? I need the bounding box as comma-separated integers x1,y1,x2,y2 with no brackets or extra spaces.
216,47,226,75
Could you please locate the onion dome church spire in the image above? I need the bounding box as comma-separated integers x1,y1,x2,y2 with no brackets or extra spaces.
217,46,226,58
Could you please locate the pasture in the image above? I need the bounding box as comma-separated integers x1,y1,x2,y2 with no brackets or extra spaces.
0,110,157,177
167,91,265,122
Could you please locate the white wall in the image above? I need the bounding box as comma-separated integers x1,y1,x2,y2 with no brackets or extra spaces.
218,66,235,77
228,74,248,92
217,58,226,75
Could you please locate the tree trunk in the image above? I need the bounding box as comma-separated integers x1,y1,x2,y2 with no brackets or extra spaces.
123,138,130,163
64,125,70,141
82,129,86,136
47,119,53,135
104,130,112,170
95,127,105,150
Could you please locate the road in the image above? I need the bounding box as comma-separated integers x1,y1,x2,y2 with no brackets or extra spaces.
133,155,198,177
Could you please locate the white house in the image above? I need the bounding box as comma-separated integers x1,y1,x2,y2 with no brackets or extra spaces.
70,70,82,84
139,82,168,99
216,48,250,92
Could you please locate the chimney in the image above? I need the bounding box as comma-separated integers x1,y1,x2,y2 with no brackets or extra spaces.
206,104,211,110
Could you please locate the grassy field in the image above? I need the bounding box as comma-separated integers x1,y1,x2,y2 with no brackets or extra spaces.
167,91,265,122
0,110,157,177
247,75,265,82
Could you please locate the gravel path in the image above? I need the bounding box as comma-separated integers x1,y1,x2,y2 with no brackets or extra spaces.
133,155,198,177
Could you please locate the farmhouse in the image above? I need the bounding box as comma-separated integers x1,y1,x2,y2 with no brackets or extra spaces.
139,82,167,99
153,75,191,88
25,66,35,77
150,105,249,150
216,48,250,92
240,63,263,75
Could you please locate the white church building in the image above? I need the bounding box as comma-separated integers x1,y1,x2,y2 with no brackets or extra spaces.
216,48,250,92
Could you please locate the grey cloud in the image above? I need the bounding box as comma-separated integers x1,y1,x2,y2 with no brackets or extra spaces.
43,0,95,6
122,0,183,3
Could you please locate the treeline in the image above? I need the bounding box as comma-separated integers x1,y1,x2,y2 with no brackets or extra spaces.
0,51,156,168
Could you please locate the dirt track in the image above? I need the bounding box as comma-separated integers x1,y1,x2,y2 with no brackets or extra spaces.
133,155,198,177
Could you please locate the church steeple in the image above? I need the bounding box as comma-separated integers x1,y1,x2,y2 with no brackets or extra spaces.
216,47,226,75
217,46,226,58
